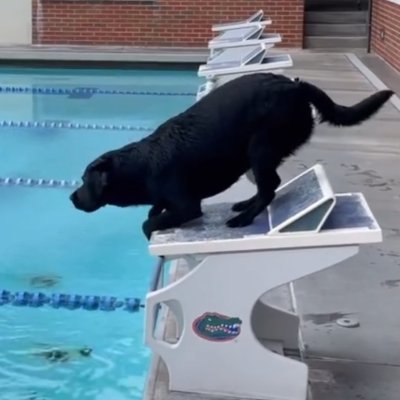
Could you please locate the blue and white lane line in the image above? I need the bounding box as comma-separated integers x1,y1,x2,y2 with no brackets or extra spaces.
0,177,80,188
0,120,154,132
0,289,143,313
0,85,196,97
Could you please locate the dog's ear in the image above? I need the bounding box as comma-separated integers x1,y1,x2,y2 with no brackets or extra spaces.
86,157,112,188
99,169,108,187
88,156,111,172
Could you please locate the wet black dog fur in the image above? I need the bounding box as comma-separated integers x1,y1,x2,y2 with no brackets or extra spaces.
70,72,393,239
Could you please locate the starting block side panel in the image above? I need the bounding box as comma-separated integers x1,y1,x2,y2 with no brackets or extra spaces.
269,164,335,234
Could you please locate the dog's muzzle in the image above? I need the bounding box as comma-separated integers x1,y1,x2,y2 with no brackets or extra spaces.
69,190,101,212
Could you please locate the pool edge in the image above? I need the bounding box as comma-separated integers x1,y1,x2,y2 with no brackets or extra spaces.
0,45,301,67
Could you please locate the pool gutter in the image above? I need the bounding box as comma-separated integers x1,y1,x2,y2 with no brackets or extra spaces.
0,45,209,66
0,45,300,68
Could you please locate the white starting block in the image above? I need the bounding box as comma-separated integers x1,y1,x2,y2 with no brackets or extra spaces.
209,10,281,57
208,25,281,56
198,43,293,80
209,14,282,60
145,164,382,400
211,10,270,32
208,37,280,62
196,43,293,101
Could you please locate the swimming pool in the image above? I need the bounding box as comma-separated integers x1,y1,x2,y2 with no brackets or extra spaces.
0,65,199,400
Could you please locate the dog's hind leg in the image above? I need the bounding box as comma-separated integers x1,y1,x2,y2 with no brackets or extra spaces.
227,138,281,228
231,170,257,212
227,171,279,227
142,201,202,240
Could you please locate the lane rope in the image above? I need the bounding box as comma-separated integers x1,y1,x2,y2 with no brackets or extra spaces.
0,177,80,188
0,120,154,132
0,85,196,97
0,289,143,312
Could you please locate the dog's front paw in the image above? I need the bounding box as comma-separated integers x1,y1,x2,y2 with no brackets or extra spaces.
142,219,155,240
226,213,254,228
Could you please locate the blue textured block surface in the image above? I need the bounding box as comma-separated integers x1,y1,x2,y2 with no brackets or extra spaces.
322,194,377,230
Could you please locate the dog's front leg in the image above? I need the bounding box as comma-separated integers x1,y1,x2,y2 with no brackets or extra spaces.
142,202,202,240
231,194,257,212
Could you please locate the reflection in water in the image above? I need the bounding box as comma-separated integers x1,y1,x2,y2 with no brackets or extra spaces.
29,275,62,289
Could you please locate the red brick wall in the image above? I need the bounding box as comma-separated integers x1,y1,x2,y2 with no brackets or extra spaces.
370,0,400,72
32,0,304,48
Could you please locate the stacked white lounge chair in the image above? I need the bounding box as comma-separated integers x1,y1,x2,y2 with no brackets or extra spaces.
196,10,294,101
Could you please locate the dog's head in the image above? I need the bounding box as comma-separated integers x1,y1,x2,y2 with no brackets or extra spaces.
70,156,113,213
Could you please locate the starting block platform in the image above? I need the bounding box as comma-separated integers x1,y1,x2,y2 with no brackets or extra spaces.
145,164,382,400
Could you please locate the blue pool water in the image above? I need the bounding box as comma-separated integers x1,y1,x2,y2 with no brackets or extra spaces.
0,66,199,400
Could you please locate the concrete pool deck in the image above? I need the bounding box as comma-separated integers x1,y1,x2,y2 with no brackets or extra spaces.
142,51,400,400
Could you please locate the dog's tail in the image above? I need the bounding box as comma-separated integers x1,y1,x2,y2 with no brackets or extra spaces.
298,80,394,126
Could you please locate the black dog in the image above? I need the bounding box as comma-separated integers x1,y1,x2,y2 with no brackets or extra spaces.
70,73,393,239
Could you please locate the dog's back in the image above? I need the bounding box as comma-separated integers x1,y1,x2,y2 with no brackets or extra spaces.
132,73,307,199
142,73,298,159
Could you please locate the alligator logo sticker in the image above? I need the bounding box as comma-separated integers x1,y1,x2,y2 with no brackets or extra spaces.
192,312,242,342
